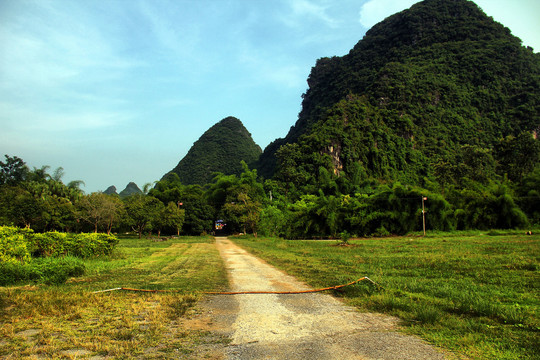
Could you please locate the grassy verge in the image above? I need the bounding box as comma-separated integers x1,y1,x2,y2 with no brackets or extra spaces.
0,235,229,359
232,233,539,360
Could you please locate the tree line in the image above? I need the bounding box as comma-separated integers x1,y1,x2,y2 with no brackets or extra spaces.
2,154,537,239
0,155,184,238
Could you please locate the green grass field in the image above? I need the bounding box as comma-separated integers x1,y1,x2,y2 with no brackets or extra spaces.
0,235,229,359
1,232,538,359
232,232,539,360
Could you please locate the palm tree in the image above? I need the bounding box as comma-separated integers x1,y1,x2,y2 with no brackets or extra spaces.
52,167,65,182
30,165,50,182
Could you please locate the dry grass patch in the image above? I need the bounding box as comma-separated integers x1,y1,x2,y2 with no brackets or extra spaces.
0,236,229,359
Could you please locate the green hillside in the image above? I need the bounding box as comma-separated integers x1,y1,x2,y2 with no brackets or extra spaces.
257,0,540,184
164,117,262,185
119,182,142,197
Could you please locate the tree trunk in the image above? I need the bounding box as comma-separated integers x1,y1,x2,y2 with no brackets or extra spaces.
107,217,113,235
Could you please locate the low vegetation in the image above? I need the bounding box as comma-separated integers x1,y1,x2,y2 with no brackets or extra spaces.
0,235,228,359
233,232,539,360
0,226,118,286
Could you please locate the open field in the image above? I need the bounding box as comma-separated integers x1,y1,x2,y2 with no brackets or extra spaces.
0,236,229,359
233,232,539,360
1,232,538,359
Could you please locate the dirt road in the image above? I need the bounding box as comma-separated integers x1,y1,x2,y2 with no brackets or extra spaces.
189,237,451,359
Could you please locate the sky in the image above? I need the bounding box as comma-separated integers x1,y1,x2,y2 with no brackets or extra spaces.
1,0,539,193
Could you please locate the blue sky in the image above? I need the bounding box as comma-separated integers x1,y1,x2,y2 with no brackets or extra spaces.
1,0,539,193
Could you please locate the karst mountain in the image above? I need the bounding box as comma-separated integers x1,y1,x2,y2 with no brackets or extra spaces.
255,0,539,184
164,117,262,185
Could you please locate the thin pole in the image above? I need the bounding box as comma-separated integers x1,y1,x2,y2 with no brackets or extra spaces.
422,196,427,236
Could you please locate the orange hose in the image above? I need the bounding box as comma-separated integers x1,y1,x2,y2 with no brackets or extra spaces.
96,277,380,295
204,277,370,295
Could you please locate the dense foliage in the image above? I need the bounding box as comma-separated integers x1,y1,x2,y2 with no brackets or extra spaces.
164,116,262,185
0,155,186,237
0,155,86,232
246,0,540,237
257,0,539,185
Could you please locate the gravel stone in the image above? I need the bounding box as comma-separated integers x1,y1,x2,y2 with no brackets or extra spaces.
198,237,454,360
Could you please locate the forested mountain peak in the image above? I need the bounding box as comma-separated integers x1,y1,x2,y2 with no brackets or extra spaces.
357,0,516,53
257,0,539,183
103,185,117,195
119,182,142,197
164,116,262,185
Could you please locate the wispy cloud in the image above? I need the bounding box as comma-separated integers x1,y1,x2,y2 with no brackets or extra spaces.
0,1,141,92
0,0,144,155
136,0,201,61
0,101,131,133
281,0,338,28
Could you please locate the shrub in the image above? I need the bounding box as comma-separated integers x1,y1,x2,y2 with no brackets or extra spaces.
0,226,33,264
25,230,118,259
1,226,119,261
37,256,86,285
0,256,85,286
67,233,119,258
29,231,68,257
339,231,350,245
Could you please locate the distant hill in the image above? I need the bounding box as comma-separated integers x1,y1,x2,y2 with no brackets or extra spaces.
103,185,117,195
257,0,540,183
164,117,262,185
119,182,142,197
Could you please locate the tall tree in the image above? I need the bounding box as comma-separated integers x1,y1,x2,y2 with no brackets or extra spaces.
162,202,186,236
78,193,123,234
124,195,163,238
0,155,28,185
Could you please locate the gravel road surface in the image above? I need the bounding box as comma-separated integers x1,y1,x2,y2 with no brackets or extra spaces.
187,237,452,360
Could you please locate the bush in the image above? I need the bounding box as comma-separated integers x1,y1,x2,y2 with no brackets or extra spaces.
0,226,33,264
29,231,68,257
339,231,350,245
0,226,114,286
15,228,119,259
0,256,85,286
69,233,119,258
37,256,86,285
